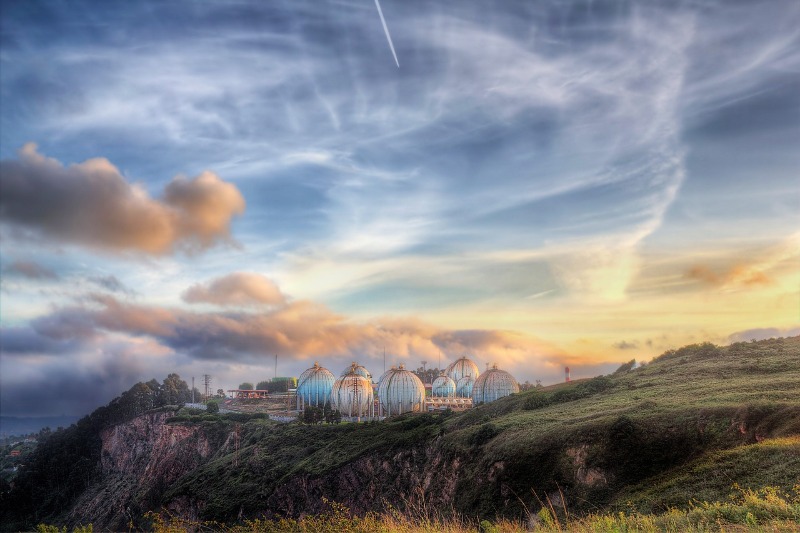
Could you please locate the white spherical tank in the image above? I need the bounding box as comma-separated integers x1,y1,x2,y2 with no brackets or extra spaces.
341,362,372,381
376,367,394,390
431,373,456,398
456,375,475,398
377,364,425,416
471,364,519,404
296,362,335,408
446,357,480,384
331,371,374,418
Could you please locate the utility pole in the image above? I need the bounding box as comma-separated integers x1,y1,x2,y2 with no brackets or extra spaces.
203,374,212,402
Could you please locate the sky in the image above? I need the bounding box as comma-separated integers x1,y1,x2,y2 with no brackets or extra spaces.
1,0,799,418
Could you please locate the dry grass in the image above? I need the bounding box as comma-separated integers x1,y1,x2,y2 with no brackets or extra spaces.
131,485,800,533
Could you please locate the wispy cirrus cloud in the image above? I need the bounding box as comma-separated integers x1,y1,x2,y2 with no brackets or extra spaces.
88,275,132,294
4,260,59,280
685,264,771,288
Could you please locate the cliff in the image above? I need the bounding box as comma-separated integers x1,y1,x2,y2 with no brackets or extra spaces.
60,411,230,529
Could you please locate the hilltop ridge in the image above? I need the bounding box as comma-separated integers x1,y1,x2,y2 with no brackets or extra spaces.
2,336,799,531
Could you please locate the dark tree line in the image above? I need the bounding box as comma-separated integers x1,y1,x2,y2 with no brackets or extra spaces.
0,374,194,530
411,367,443,384
298,402,342,425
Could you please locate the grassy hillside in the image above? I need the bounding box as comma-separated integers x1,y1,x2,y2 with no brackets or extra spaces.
5,336,800,530
159,336,800,525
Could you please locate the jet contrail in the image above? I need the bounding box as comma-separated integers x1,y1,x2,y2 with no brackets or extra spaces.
374,0,399,67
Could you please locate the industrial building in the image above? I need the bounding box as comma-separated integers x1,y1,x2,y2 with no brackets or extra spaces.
229,356,520,420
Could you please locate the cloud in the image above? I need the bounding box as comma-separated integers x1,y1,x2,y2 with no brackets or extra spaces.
0,326,79,355
0,335,176,417
26,294,563,372
0,144,245,255
88,275,131,294
685,264,772,288
182,272,287,307
4,260,58,280
613,340,639,350
727,327,800,344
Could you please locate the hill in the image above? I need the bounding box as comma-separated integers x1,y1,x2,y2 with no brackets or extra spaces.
2,336,799,531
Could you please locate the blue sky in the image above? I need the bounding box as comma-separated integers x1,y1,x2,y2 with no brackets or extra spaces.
1,0,799,417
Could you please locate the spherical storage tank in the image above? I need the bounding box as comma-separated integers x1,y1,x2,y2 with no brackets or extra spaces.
472,364,519,404
341,362,372,381
296,362,335,408
377,364,425,416
456,375,474,398
446,357,480,385
331,368,374,418
431,373,456,397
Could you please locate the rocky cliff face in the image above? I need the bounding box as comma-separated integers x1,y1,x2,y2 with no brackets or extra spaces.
261,441,465,519
64,412,233,529
55,404,780,529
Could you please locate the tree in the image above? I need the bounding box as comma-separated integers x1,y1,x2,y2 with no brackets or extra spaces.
256,380,271,391
302,406,323,424
614,359,636,374
239,382,254,390
160,373,191,405
206,401,220,414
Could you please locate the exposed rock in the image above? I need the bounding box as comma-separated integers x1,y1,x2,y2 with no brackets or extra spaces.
566,445,608,487
64,412,230,530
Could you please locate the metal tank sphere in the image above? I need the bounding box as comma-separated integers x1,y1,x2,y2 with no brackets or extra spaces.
446,356,480,385
341,361,372,381
471,364,519,404
296,361,335,409
431,373,456,398
377,363,425,416
456,375,475,398
331,366,374,418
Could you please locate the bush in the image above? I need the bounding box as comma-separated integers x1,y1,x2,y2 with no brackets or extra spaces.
470,423,499,447
523,392,549,410
206,402,220,414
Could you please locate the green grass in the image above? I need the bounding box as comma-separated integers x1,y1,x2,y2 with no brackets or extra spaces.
24,336,800,531
612,436,800,513
154,337,800,525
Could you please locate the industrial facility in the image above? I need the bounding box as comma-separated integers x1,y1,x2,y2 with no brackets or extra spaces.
227,356,520,420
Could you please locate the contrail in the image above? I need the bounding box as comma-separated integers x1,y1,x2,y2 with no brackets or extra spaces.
374,0,399,67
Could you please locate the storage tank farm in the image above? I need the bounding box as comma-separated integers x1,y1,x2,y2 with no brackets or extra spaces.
472,363,520,404
431,373,456,397
331,362,375,419
377,364,426,416
291,356,521,419
295,362,335,410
